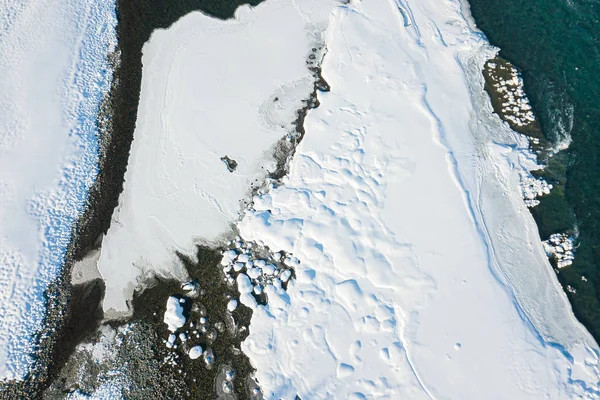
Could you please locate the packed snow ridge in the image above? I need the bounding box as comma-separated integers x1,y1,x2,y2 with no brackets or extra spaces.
94,0,600,398
0,0,116,380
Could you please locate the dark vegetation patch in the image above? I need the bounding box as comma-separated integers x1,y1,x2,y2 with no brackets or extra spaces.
269,46,329,182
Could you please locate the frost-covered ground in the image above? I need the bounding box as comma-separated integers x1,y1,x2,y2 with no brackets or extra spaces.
95,0,600,398
0,0,116,380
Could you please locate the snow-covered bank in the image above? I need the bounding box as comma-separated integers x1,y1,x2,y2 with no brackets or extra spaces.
97,0,334,314
0,0,116,380
234,0,600,398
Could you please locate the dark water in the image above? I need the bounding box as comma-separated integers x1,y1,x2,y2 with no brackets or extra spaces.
467,0,600,341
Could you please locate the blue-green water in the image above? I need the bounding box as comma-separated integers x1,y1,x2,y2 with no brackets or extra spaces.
467,0,600,340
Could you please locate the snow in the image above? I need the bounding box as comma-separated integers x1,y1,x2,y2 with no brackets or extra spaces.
163,296,186,332
246,267,262,280
233,262,245,272
280,269,292,283
227,299,238,312
66,324,131,399
0,0,116,380
230,0,599,398
188,345,203,360
543,233,576,268
520,171,553,207
67,381,126,400
221,250,238,266
89,0,600,397
166,334,176,349
97,0,331,314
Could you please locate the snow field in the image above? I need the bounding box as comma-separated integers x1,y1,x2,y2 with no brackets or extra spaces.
0,0,116,380
233,0,600,398
97,0,336,315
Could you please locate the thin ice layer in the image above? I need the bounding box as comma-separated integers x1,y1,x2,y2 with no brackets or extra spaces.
0,0,116,380
238,0,600,398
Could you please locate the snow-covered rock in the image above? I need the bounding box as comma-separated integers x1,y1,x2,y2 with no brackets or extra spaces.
520,172,553,207
189,346,203,360
163,296,186,332
486,61,537,127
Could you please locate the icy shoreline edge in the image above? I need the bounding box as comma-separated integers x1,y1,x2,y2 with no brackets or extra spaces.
457,0,597,349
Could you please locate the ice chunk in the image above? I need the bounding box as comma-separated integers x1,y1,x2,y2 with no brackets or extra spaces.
189,345,203,360
227,299,238,312
163,296,186,332
221,250,238,266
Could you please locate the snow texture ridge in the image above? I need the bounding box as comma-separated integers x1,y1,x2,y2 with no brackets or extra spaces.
234,0,600,398
0,0,116,380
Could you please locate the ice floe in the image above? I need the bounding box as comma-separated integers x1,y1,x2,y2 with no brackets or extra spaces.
188,345,203,360
163,296,187,332
543,233,576,269
227,299,238,312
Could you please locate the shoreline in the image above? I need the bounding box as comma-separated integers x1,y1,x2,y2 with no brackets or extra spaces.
454,0,597,349
1,0,264,396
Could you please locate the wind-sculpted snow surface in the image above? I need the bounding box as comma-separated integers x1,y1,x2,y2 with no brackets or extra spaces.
93,0,600,397
0,0,116,380
237,0,600,398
